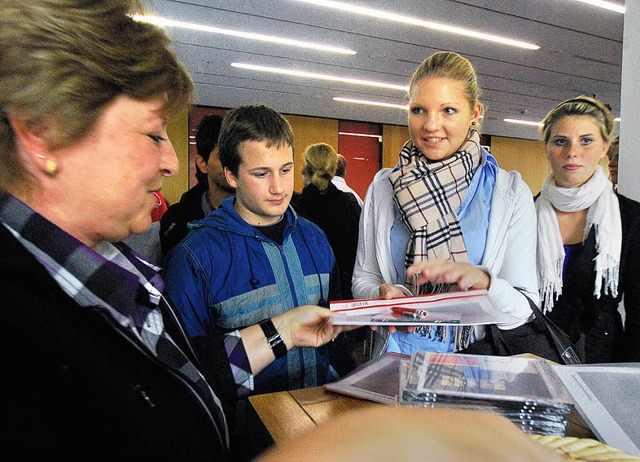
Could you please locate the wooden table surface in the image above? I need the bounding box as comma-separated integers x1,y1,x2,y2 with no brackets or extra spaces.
249,385,595,445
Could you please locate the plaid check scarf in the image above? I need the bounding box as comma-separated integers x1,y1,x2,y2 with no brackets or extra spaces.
389,131,482,349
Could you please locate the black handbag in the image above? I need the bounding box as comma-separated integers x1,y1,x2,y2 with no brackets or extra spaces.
460,290,585,365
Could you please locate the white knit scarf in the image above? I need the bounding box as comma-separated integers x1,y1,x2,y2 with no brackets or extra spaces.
536,166,620,312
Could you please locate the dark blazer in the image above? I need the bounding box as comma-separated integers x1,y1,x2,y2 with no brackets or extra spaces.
537,193,640,362
0,224,231,460
294,182,361,300
160,180,209,256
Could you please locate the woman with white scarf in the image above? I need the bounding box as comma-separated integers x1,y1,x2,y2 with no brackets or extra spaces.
352,52,537,356
537,96,640,362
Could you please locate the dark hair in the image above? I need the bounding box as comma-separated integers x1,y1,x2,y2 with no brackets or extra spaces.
194,115,223,182
335,154,347,177
218,105,294,176
608,134,620,161
195,115,223,160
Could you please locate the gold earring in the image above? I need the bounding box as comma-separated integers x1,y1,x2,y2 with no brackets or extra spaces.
44,158,58,176
36,154,58,176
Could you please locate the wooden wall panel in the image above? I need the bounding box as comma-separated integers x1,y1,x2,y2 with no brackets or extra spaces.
382,124,409,169
164,107,190,206
491,136,548,195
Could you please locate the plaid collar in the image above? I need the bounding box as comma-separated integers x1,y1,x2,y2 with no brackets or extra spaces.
0,191,164,335
0,191,231,451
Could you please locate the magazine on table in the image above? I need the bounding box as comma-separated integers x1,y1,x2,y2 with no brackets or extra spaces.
401,352,573,407
329,289,521,326
324,351,640,454
324,353,410,405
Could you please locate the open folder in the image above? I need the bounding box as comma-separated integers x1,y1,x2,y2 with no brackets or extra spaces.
329,289,521,326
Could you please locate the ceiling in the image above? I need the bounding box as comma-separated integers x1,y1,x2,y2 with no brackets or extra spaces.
148,0,624,141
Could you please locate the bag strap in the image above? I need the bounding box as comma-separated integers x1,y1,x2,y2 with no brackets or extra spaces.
484,323,510,355
514,289,582,365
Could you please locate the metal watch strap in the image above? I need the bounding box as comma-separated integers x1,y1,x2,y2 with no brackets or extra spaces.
259,319,288,359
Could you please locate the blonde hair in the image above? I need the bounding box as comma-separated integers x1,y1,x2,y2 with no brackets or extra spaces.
0,0,194,191
302,143,338,191
541,96,614,144
409,51,483,120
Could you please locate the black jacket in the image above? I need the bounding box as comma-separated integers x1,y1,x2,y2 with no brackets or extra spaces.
295,182,361,299
537,193,640,362
160,181,208,256
0,224,233,460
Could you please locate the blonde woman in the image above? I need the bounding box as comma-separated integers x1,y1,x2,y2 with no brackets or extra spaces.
296,143,361,300
537,96,640,362
352,52,537,356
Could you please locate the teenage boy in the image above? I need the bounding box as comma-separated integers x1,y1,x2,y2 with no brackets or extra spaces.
163,105,355,396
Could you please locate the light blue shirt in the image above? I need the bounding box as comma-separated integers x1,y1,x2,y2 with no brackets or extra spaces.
387,149,498,355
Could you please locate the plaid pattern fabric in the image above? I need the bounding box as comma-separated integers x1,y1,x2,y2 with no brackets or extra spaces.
390,131,482,290
0,192,229,450
389,131,482,350
225,330,253,397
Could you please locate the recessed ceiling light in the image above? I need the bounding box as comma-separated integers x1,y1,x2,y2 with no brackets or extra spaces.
504,118,544,127
232,63,408,91
333,97,408,109
291,0,540,50
132,15,357,55
573,0,625,14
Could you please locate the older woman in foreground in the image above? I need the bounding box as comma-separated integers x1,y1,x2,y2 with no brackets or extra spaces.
0,0,348,459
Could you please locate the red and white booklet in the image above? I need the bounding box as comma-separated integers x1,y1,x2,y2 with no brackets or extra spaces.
329,289,521,326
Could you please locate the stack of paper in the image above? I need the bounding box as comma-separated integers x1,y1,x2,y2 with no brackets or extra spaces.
400,352,574,436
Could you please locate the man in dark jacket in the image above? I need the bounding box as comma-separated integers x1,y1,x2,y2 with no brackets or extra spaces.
160,114,235,255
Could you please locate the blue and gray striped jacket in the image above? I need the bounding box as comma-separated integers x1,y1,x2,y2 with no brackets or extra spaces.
163,197,340,394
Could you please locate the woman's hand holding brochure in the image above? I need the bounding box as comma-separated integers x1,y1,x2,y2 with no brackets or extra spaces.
329,289,520,328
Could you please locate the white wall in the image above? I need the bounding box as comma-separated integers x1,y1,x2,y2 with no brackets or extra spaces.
619,1,640,200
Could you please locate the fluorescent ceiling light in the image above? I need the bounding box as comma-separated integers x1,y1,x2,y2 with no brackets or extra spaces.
291,0,540,50
132,14,356,55
504,118,543,127
574,0,625,14
333,97,408,109
232,63,408,91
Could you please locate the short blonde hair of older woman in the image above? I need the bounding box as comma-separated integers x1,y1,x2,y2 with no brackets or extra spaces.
0,0,194,192
302,143,338,192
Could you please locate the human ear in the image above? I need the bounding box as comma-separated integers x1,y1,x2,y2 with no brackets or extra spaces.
7,114,58,174
7,114,52,156
194,154,208,174
224,167,238,189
